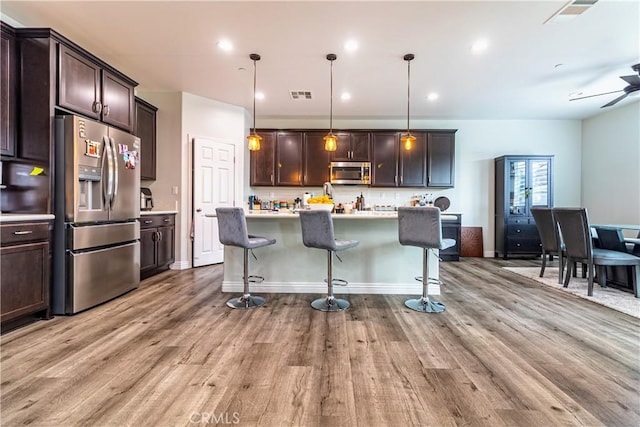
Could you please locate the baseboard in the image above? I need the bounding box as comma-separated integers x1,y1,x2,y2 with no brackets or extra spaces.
170,260,190,270
222,280,441,295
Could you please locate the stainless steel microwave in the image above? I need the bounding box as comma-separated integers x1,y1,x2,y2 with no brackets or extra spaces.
330,161,371,185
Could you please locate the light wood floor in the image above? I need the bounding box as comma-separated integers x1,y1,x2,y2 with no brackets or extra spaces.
1,258,639,426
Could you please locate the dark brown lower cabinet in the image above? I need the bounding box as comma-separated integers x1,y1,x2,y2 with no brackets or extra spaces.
140,214,175,279
1,221,51,329
440,214,462,261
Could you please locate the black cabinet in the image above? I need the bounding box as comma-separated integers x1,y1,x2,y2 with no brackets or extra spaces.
427,132,455,187
1,221,51,329
276,132,303,186
371,132,399,187
58,44,135,132
399,133,426,187
135,97,158,180
441,214,462,262
495,155,554,259
1,23,16,157
250,131,276,186
332,132,370,161
140,214,175,279
303,132,331,186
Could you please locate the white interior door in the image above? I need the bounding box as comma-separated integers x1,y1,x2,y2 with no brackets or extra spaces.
193,137,235,267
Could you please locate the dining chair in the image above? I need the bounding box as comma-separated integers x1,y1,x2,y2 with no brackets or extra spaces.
553,208,640,298
531,207,564,284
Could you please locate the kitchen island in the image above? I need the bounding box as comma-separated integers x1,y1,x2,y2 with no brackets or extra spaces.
210,210,461,296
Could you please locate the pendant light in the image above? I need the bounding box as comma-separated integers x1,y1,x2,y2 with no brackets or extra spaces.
323,53,338,152
401,53,416,151
247,53,262,151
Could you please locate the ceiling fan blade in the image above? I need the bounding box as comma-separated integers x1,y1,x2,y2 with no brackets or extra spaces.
601,92,629,108
620,74,640,86
569,89,623,101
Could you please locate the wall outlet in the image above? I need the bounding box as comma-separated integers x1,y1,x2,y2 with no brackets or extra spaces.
172,186,179,195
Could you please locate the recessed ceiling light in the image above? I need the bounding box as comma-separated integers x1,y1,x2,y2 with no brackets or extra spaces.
217,39,233,52
255,92,265,100
341,92,351,101
427,93,439,101
344,39,359,52
471,39,489,54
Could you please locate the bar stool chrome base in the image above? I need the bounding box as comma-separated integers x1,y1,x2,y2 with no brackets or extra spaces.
311,296,350,312
227,294,266,309
405,297,446,313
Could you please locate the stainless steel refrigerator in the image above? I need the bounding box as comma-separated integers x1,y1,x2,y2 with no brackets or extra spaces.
53,115,140,314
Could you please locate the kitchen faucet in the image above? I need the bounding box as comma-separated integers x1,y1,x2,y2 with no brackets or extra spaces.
323,182,334,199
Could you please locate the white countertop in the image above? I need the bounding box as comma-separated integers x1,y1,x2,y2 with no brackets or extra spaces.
140,210,178,216
206,210,461,220
0,213,55,223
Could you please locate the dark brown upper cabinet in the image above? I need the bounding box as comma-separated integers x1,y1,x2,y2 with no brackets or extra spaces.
399,132,426,187
58,44,135,132
276,131,303,186
250,131,276,186
427,132,456,188
371,132,399,187
1,23,16,157
303,132,331,186
135,97,158,180
331,132,370,162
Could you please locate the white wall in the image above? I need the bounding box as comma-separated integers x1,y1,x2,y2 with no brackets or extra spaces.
581,101,640,228
254,117,583,255
136,91,248,269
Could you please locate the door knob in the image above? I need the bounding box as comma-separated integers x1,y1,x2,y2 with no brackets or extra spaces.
196,208,202,212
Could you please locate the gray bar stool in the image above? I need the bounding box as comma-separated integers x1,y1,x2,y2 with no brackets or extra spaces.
398,206,455,313
299,210,359,312
216,207,276,309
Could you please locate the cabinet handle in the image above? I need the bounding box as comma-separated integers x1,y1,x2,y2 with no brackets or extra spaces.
144,220,153,224
158,231,163,241
270,174,274,185
163,219,169,222
400,175,403,185
516,229,521,233
13,230,33,235
103,104,110,117
92,101,103,114
152,231,157,241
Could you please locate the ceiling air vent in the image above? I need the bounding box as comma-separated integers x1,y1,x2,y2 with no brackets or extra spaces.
289,90,313,100
545,0,598,24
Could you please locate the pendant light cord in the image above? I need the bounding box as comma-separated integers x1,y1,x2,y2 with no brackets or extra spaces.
406,57,411,132
252,58,257,132
329,58,334,133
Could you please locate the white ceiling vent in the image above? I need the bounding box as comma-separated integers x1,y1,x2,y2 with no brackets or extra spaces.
545,0,598,24
290,90,313,100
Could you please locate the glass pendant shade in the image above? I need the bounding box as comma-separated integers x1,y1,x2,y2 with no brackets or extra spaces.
323,133,337,151
324,54,338,152
247,132,262,151
401,133,416,151
248,53,261,151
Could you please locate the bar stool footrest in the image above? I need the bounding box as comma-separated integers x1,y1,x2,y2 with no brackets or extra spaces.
323,278,348,286
247,275,265,283
414,276,442,285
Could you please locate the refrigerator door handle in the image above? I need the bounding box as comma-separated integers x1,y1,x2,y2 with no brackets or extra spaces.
109,137,119,207
106,135,115,207
101,135,112,206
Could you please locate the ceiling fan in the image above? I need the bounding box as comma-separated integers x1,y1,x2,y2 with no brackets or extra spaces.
569,63,640,108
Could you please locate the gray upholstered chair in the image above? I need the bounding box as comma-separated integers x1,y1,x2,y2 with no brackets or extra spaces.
215,207,276,309
553,208,639,298
398,206,455,313
299,210,359,311
531,207,565,284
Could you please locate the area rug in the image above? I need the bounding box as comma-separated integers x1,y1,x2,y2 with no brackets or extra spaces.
504,266,640,319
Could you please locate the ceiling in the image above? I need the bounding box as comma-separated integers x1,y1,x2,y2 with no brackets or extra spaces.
2,0,639,121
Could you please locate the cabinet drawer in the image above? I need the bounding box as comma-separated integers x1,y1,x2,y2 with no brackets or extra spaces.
507,217,531,225
1,222,49,245
506,224,539,237
507,237,542,252
139,214,175,228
